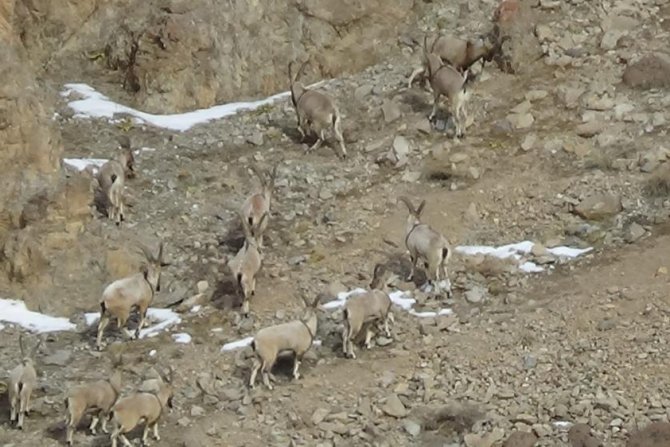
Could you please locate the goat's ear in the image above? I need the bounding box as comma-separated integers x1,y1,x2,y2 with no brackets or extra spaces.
416,199,426,217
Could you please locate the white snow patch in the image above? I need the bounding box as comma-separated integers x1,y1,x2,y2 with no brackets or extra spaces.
552,421,573,429
0,299,76,333
84,308,181,340
62,81,324,132
149,349,157,357
321,288,367,310
63,158,108,172
190,305,202,313
322,289,452,319
455,241,592,273
221,336,253,352
172,333,192,344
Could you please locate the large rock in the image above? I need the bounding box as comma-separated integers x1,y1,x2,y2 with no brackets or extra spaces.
623,53,670,90
573,193,623,220
15,0,420,113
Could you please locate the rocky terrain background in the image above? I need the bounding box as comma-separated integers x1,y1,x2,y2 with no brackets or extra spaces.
1,0,670,446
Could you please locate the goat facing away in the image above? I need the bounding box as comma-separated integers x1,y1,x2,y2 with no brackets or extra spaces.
288,60,347,160
398,196,452,297
421,36,478,139
227,211,267,316
240,162,280,248
249,294,320,390
96,144,135,225
96,242,168,350
342,264,397,359
8,335,41,430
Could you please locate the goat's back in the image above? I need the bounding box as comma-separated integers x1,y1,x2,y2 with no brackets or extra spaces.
102,273,150,308
254,320,311,357
433,35,468,66
408,225,449,255
346,291,390,323
430,65,466,97
298,90,337,124
97,160,125,190
68,381,116,410
112,393,161,428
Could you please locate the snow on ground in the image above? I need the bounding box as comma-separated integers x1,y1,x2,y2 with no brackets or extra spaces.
0,299,77,333
455,241,593,273
172,333,192,344
61,81,323,132
220,335,322,353
63,158,108,172
85,308,181,340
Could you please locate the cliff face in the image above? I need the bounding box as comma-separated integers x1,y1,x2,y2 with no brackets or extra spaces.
14,0,419,113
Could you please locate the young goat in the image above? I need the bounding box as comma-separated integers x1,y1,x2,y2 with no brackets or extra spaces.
289,60,347,159
227,212,267,316
398,196,452,297
342,264,396,359
8,335,41,430
422,36,477,139
96,242,168,350
96,144,135,225
64,369,123,445
239,163,280,248
249,295,320,390
108,369,174,447
408,33,497,89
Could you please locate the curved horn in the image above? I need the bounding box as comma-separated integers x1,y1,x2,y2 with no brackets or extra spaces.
157,242,164,263
250,165,267,188
288,61,295,84
397,196,416,215
137,243,155,263
31,336,42,357
19,334,25,358
297,59,309,81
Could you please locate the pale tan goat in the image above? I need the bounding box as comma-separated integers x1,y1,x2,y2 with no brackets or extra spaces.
64,369,123,445
342,264,396,359
399,196,452,296
240,162,280,247
96,242,168,350
249,295,320,390
108,369,174,447
96,142,135,225
289,60,347,159
8,335,41,430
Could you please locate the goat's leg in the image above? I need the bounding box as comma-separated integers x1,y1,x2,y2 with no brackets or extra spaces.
342,324,350,357
249,358,261,388
89,414,99,434
307,129,325,153
407,67,425,89
407,252,418,282
96,313,111,349
100,411,109,433
135,308,148,339
141,423,150,444
365,328,375,349
153,423,160,441
292,357,302,380
10,395,17,422
429,92,441,121
262,361,274,390
333,114,347,159
119,434,133,447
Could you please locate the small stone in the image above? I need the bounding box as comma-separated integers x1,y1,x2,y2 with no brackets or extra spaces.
382,100,402,123
597,319,616,331
531,243,549,256
503,431,538,447
382,394,407,418
190,405,205,417
197,280,209,293
247,132,264,146
403,419,421,437
393,135,411,158
376,336,393,346
521,134,537,151
43,349,72,366
573,193,623,220
522,354,537,370
625,222,646,243
576,121,605,138
508,113,535,129
178,417,191,427
312,407,330,425
354,84,373,100
465,285,487,304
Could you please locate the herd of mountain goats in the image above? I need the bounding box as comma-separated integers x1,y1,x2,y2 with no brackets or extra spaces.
5,13,516,446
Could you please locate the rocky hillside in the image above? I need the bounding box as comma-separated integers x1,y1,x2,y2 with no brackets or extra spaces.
1,0,670,446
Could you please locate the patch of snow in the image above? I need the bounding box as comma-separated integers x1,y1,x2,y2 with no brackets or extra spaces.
172,333,192,344
84,308,181,339
190,305,202,313
149,349,157,357
322,288,366,310
63,158,108,172
211,327,223,332
221,336,253,352
62,81,324,132
553,421,573,429
455,240,592,273
0,299,76,333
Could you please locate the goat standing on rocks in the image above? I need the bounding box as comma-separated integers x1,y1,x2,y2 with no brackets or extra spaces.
240,162,280,248
96,242,169,350
288,60,347,159
8,335,41,430
399,196,452,297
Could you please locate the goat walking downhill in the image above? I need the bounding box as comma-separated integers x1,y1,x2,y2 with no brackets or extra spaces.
96,242,168,350
399,196,452,297
289,60,347,159
240,162,280,248
96,144,135,225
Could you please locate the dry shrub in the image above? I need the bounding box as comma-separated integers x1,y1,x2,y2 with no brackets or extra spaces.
644,164,670,198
